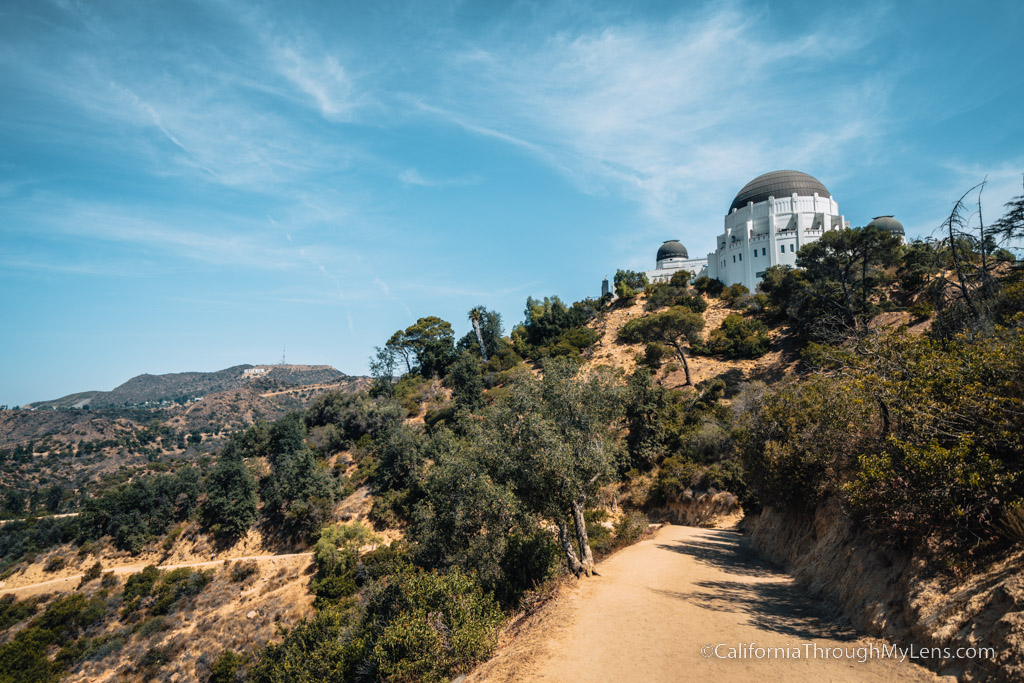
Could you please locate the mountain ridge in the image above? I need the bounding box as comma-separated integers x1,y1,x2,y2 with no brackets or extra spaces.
27,363,350,409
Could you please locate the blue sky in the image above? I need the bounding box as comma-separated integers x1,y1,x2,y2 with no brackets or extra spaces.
1,0,1022,405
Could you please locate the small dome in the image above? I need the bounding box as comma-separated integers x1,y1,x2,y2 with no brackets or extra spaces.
866,215,905,235
730,170,831,212
657,240,688,261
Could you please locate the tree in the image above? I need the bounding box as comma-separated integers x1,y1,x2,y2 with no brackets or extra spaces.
488,360,620,577
446,351,485,413
613,269,648,300
369,345,398,398
202,450,258,542
619,306,705,385
622,369,668,472
262,449,335,541
386,317,457,378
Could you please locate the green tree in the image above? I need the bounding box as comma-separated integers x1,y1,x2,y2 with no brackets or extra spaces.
619,306,705,385
489,360,620,576
613,269,648,300
202,449,258,542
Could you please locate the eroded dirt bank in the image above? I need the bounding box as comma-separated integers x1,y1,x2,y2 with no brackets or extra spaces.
745,499,1024,681
469,524,938,682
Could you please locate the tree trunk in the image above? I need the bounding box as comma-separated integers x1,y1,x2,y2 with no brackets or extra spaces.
671,343,693,386
557,519,583,577
570,497,595,577
471,317,489,362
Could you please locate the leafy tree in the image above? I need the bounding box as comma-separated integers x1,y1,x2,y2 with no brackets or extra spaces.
202,450,258,542
622,369,668,472
445,351,485,413
368,345,398,398
487,360,620,577
613,269,648,299
702,313,770,358
386,317,457,378
619,306,705,385
261,449,335,541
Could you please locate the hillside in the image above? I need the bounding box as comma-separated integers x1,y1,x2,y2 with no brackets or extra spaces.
27,364,350,410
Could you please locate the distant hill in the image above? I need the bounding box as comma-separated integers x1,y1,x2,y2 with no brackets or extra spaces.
28,364,350,409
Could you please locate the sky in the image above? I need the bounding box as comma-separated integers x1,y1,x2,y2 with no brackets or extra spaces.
1,0,1023,406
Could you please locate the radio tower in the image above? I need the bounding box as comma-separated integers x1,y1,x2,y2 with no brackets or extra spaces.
280,345,286,366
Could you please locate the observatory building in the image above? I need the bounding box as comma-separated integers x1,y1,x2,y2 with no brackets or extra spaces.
706,170,846,291
866,215,906,243
645,240,708,284
633,170,903,296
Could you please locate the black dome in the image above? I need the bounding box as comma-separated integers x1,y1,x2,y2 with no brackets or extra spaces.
657,240,688,261
730,170,831,212
866,215,904,235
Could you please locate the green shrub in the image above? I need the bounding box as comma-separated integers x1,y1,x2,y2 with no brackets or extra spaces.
0,594,39,630
719,283,750,306
80,561,102,585
845,439,1007,549
121,565,160,615
136,615,171,638
613,510,650,546
643,342,671,370
251,566,503,683
43,555,66,573
702,314,770,359
229,560,259,583
209,650,247,683
649,456,701,507
365,566,504,682
151,567,211,615
693,276,724,296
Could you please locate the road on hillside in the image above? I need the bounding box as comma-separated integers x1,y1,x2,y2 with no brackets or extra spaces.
0,552,313,597
469,525,940,683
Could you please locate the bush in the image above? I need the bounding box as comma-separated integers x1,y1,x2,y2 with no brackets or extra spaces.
613,510,650,546
719,283,750,306
121,565,161,615
229,560,259,583
643,342,671,370
43,555,66,573
693,276,724,296
209,650,247,683
701,314,770,359
250,566,503,683
80,561,102,586
648,456,701,507
365,566,504,681
150,567,212,615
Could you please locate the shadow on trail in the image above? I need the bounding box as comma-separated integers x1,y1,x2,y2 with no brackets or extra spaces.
652,580,857,641
654,530,857,640
656,531,777,578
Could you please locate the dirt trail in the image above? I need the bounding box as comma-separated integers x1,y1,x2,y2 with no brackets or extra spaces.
0,552,312,597
470,525,940,682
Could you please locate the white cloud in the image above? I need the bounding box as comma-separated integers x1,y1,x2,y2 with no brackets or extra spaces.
417,5,892,251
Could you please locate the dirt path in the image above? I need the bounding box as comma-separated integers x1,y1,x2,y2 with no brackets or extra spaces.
0,552,313,597
470,525,940,682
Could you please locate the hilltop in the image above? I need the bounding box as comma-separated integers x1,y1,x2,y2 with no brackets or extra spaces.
27,364,349,410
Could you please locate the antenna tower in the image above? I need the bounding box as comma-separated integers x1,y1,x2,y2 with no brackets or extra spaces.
280,345,286,366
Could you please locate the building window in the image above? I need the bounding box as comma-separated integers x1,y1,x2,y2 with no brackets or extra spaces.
753,250,757,258
780,245,785,253
732,255,736,263
790,244,795,252
762,248,766,256
738,253,742,261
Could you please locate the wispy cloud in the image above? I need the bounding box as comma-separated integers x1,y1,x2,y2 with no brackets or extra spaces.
416,5,891,242
398,167,480,188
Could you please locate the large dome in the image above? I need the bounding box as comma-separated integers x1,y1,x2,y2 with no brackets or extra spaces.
730,170,831,212
657,240,688,261
866,215,905,235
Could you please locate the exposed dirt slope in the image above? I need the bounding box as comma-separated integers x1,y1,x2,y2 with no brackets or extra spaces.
470,524,937,682
746,499,1024,681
